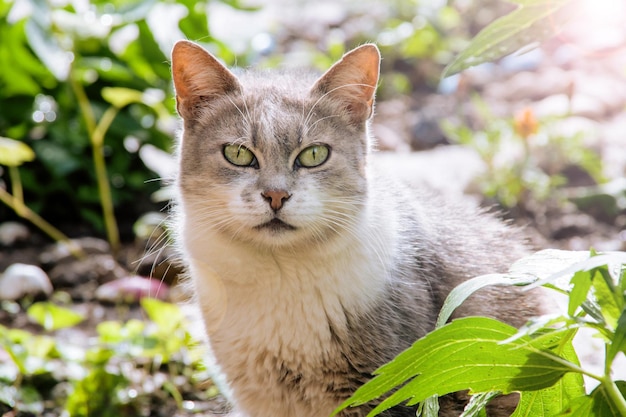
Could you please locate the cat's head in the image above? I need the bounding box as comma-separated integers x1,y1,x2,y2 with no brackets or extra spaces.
171,41,380,250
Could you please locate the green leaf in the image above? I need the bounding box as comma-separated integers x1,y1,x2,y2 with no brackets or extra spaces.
417,396,439,417
437,273,534,328
443,0,576,77
438,249,593,329
0,137,35,167
568,271,592,316
334,317,575,416
559,381,626,416
462,391,501,417
27,302,84,331
101,87,144,108
529,252,626,290
592,269,621,330
512,330,585,416
607,309,626,365
141,298,184,332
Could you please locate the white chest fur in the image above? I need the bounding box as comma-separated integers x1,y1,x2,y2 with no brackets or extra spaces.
182,211,396,417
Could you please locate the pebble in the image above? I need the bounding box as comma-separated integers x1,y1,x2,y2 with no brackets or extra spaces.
95,276,170,304
47,254,126,288
0,263,53,301
0,222,30,246
40,237,110,266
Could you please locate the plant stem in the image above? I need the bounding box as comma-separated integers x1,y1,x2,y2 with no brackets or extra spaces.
69,67,120,254
0,187,84,258
8,166,25,217
602,376,626,416
91,107,121,253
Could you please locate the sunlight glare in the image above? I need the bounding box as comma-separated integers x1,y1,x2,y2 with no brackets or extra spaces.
566,0,626,51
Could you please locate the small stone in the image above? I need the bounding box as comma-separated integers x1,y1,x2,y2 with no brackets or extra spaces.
0,263,53,301
47,254,126,288
40,237,110,266
95,276,170,304
0,222,30,246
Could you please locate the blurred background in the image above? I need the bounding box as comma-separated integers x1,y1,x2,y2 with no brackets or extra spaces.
1,0,625,251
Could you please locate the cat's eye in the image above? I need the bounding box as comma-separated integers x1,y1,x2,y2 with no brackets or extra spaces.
223,144,257,167
296,145,330,168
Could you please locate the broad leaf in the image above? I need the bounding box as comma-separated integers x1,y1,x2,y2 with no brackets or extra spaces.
27,302,84,331
0,137,35,167
443,0,577,77
512,329,585,416
334,317,575,416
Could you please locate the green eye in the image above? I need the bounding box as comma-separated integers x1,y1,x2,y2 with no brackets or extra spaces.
223,144,256,167
296,145,330,168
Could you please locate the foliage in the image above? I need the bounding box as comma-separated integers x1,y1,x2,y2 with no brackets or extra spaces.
0,136,83,256
441,100,604,209
0,298,213,416
334,249,626,416
442,0,579,77
0,0,252,242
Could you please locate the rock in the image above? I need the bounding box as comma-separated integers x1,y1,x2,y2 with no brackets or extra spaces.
40,237,111,266
95,276,170,304
47,253,126,288
0,222,30,246
0,263,53,300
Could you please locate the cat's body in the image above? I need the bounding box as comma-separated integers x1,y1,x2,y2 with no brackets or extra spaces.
171,41,547,417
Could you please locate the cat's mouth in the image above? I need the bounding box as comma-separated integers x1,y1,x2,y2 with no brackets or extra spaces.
255,218,296,232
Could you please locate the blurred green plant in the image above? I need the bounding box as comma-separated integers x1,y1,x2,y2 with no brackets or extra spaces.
442,0,579,77
441,99,604,209
0,298,213,416
0,136,84,256
0,0,252,247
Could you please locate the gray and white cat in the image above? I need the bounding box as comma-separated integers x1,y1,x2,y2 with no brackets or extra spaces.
171,41,547,417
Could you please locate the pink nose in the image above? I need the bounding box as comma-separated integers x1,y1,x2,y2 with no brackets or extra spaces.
261,189,291,211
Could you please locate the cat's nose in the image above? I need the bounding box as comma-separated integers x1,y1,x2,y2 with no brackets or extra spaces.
261,189,291,211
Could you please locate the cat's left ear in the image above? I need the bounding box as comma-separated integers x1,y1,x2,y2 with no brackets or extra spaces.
311,44,380,125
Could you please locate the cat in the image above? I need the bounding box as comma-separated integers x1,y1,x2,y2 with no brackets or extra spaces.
170,40,548,417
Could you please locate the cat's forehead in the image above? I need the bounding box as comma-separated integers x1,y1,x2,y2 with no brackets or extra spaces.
237,68,319,95
230,71,322,143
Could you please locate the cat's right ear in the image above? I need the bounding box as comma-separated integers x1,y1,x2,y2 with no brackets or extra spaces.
171,40,241,119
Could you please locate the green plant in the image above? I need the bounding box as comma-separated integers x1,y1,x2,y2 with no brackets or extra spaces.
0,299,212,416
333,249,626,416
442,0,579,78
441,99,604,209
0,136,83,257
